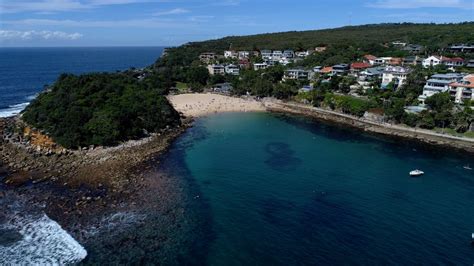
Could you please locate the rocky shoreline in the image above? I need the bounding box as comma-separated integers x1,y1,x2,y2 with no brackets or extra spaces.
266,101,474,153
0,115,198,262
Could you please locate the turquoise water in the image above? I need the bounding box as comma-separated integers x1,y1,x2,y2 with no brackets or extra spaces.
161,112,474,265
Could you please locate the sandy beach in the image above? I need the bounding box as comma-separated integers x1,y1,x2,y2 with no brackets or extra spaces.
168,93,267,117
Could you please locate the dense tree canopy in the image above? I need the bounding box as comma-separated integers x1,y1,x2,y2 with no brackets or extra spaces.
22,72,181,148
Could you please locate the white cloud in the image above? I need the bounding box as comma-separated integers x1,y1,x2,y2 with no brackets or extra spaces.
213,0,240,6
0,30,83,40
188,15,215,22
367,0,471,8
0,0,153,13
0,0,86,13
3,18,193,28
152,8,190,16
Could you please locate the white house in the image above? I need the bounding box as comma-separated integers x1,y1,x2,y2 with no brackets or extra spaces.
261,50,272,60
238,51,250,59
224,50,237,59
279,58,291,66
374,57,392,65
381,66,411,89
225,64,240,75
254,62,269,71
283,68,309,80
449,74,474,104
418,73,464,104
422,56,442,68
392,41,407,47
207,64,225,75
283,50,295,59
272,50,283,61
296,51,310,58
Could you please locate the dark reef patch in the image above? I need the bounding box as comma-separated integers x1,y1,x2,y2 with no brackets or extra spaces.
264,142,302,172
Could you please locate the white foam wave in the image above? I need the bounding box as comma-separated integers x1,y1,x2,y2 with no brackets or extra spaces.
0,102,29,118
82,211,147,238
25,94,37,101
0,214,88,265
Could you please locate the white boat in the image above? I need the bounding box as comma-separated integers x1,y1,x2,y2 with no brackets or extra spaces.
409,170,424,177
463,165,472,170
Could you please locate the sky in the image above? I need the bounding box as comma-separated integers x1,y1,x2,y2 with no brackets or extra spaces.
0,0,472,47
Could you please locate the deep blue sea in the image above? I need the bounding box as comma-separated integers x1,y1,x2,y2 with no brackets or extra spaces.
159,112,474,265
0,47,164,117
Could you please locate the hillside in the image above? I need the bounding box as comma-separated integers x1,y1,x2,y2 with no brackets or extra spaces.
156,22,474,67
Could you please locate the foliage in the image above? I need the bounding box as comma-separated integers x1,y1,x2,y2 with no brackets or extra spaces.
425,92,454,113
22,72,181,148
323,93,373,117
156,23,474,68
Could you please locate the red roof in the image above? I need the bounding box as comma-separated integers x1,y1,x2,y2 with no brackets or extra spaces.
320,66,333,73
442,56,464,62
450,75,474,88
351,62,371,69
364,55,377,61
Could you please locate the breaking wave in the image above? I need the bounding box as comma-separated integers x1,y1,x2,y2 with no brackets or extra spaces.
0,102,30,118
0,214,87,264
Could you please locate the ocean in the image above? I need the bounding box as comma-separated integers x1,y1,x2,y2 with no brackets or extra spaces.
0,47,165,117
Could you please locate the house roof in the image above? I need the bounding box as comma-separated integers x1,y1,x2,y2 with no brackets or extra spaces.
320,66,333,73
364,67,385,75
424,56,441,61
449,75,474,88
442,57,464,62
431,73,464,79
351,62,371,69
364,55,377,61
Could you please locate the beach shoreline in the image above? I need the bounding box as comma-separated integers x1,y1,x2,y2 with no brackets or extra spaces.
167,93,473,153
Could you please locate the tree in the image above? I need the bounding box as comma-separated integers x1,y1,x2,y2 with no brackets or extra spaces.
425,92,453,113
273,83,297,99
419,111,435,129
384,98,405,122
186,66,210,85
252,78,273,97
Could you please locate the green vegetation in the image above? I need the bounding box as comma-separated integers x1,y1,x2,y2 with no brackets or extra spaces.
21,23,474,148
157,23,474,68
22,72,181,148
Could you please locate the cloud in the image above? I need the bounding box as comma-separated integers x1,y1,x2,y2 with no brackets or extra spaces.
0,30,83,40
0,0,153,14
152,8,190,16
213,0,240,6
3,18,193,28
367,0,470,8
188,15,215,22
0,0,86,13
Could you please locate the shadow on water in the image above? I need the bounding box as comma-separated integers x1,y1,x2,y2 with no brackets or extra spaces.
264,142,302,172
272,113,474,162
258,197,297,227
77,122,215,265
153,124,216,266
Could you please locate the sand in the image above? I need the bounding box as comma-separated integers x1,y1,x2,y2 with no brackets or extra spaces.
168,93,268,117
